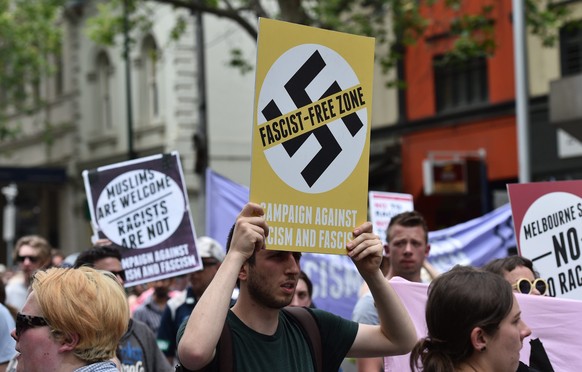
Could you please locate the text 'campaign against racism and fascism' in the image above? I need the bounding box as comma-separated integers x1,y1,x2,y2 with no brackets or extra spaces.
263,203,358,250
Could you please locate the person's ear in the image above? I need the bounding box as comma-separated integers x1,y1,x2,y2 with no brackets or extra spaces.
470,327,487,352
238,262,249,283
425,243,431,257
58,332,80,353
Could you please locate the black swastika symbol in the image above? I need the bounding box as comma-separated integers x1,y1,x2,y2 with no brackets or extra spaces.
261,50,364,188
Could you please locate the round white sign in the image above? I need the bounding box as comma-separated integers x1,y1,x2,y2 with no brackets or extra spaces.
257,44,367,194
95,169,185,248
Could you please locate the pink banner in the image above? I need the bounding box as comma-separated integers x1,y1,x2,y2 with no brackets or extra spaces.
386,278,582,371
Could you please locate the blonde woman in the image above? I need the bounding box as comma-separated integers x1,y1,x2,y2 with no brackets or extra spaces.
11,267,128,372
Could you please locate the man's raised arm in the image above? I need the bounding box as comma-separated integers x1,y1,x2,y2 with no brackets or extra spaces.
346,222,417,358
177,203,267,370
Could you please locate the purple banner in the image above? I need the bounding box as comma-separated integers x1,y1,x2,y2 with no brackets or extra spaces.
428,203,515,272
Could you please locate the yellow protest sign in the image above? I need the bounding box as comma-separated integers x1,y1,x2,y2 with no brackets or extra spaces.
250,18,375,255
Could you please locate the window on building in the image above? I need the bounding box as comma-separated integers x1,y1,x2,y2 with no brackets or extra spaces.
140,35,160,125
560,23,582,76
96,51,112,131
433,55,488,113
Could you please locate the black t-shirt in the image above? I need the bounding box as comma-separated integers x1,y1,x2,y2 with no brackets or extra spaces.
177,308,358,372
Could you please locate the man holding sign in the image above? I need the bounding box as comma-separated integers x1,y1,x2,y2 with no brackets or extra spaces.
177,17,416,371
177,203,416,371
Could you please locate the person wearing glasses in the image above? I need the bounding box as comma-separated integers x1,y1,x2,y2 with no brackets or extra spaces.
483,256,548,296
483,255,551,371
5,235,52,311
74,245,172,372
10,266,128,372
410,265,532,372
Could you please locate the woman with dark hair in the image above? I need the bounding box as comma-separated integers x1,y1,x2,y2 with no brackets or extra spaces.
410,265,531,372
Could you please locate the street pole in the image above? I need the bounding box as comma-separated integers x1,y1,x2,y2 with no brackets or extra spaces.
123,0,136,160
2,183,18,268
512,0,530,183
193,2,208,234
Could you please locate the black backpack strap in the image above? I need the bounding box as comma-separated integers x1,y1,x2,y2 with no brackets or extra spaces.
179,308,320,372
177,319,233,372
282,307,322,372
216,318,233,372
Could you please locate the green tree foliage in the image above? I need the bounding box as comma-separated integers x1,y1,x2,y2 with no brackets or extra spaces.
0,0,65,138
0,0,573,138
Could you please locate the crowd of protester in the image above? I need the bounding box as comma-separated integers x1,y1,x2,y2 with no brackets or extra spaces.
0,206,554,372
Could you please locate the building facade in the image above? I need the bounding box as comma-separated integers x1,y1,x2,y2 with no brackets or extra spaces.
0,2,404,262
0,0,256,260
370,0,582,231
12,0,579,259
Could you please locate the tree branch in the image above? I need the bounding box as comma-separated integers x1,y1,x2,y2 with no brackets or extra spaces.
146,0,259,39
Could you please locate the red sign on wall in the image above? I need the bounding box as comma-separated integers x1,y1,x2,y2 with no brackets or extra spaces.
423,159,467,195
